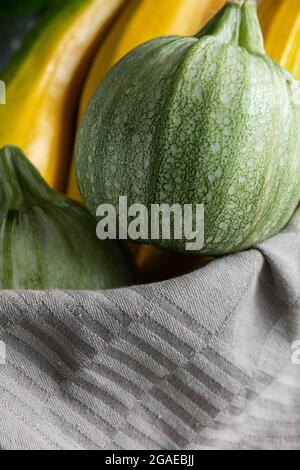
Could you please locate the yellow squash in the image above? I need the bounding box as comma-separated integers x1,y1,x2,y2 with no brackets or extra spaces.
258,0,300,79
0,0,127,191
67,0,226,200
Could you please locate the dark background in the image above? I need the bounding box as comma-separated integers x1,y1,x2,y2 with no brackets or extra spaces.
0,16,37,70
0,0,53,70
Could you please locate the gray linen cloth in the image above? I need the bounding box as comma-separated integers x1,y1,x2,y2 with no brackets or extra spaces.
0,206,300,450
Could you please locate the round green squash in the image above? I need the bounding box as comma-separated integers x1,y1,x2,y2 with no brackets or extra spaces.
76,0,300,256
0,146,136,290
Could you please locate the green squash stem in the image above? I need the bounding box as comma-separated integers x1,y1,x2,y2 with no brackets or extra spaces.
0,146,56,211
196,2,242,44
239,1,265,53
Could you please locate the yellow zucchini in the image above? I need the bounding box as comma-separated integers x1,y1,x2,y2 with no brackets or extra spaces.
258,0,300,79
0,0,127,191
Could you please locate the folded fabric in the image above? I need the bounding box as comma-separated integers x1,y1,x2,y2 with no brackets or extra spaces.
0,207,300,450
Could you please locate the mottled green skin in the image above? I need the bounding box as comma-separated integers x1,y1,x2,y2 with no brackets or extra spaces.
76,2,300,255
0,147,135,290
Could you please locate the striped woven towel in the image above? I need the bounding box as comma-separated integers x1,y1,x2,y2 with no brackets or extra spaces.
0,206,300,450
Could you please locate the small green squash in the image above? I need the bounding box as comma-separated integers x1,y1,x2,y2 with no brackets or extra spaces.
76,0,300,255
0,146,136,290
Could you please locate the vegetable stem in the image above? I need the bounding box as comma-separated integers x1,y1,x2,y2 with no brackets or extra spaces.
196,3,241,44
239,0,265,53
0,146,57,211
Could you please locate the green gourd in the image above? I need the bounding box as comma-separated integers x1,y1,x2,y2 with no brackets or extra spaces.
76,0,300,255
0,146,136,290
